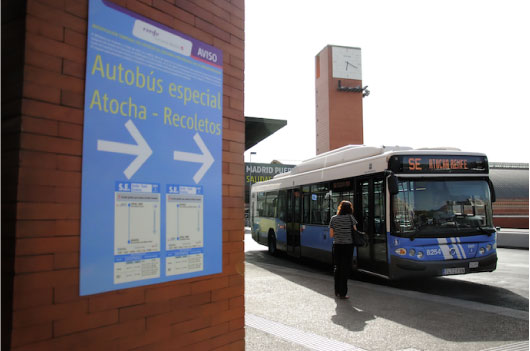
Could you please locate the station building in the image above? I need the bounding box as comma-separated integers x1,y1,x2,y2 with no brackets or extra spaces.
490,163,529,229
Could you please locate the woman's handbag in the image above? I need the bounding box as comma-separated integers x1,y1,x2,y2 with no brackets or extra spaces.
352,229,367,247
350,215,367,247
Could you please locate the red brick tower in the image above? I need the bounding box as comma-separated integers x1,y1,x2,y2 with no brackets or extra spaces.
315,45,365,154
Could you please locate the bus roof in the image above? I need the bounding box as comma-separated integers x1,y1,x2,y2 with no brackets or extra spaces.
250,145,488,193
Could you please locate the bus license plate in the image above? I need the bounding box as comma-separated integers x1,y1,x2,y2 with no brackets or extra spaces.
442,267,466,275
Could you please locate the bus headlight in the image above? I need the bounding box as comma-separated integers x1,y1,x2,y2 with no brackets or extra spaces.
486,244,492,251
395,248,406,255
417,251,424,259
409,249,416,256
479,247,486,255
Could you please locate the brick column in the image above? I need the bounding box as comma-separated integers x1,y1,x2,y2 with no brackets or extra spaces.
1,0,245,349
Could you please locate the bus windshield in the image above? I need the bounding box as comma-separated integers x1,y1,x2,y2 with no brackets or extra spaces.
392,179,494,238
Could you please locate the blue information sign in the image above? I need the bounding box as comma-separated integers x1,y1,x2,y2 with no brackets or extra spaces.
80,0,223,295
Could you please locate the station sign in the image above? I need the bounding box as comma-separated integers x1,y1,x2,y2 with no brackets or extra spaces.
245,163,295,185
244,163,294,203
80,0,223,295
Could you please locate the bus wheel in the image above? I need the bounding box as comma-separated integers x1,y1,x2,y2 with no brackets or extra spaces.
267,232,277,256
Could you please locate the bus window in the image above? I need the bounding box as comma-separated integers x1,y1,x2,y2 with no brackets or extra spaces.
331,192,341,215
302,186,311,224
374,180,385,234
257,192,266,217
323,191,331,224
331,191,355,215
264,192,278,217
310,184,330,225
331,179,354,216
278,190,287,222
251,192,256,225
287,190,302,224
294,190,301,223
361,181,370,232
392,180,493,237
343,192,354,210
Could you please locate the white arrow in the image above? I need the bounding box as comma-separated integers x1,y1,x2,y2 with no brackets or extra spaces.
173,133,214,184
97,120,152,179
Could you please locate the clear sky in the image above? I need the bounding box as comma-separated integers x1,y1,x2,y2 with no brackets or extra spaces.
244,0,530,165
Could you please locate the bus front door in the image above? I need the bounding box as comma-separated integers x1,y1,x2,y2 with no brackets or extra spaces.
356,177,388,277
286,188,301,257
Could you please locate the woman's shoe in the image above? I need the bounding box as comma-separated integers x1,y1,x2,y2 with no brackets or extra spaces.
339,295,349,299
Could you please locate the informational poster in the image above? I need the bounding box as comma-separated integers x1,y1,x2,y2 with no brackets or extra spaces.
80,0,222,295
165,185,204,276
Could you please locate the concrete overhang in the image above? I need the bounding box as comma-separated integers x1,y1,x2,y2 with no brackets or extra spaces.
245,116,287,151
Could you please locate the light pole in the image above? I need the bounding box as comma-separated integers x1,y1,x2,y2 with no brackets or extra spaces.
248,152,256,227
249,152,257,188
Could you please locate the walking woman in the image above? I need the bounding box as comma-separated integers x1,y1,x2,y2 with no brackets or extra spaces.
329,200,358,299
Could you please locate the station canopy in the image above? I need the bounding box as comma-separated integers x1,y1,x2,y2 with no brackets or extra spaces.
245,116,287,150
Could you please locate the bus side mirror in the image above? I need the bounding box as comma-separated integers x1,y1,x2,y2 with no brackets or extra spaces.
488,179,496,202
388,174,399,196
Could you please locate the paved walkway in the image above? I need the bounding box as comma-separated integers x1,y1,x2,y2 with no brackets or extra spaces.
244,231,529,351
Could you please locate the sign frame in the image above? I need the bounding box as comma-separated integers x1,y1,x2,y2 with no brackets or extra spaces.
80,0,223,296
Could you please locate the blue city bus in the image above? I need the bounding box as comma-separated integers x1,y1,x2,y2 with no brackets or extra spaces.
250,145,497,279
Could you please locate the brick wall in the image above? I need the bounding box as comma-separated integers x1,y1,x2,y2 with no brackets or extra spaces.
493,200,529,229
1,0,245,349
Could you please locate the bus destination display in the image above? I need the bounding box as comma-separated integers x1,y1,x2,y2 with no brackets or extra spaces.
389,155,488,174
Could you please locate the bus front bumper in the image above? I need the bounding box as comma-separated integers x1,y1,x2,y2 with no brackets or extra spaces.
389,252,497,280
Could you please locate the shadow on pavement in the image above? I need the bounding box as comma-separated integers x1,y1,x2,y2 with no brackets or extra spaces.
246,250,529,343
332,300,375,332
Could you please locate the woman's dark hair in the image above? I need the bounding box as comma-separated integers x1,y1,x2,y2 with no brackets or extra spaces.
337,200,353,215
